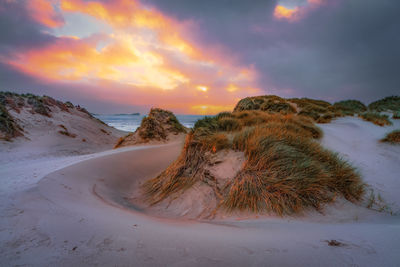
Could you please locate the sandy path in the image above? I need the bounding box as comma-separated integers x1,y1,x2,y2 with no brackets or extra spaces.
1,117,400,266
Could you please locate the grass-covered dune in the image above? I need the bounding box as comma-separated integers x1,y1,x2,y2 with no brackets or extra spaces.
368,96,400,112
0,91,105,141
143,105,365,217
115,108,187,148
232,95,372,124
233,95,399,126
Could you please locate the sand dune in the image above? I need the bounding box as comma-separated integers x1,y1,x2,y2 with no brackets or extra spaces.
1,117,400,266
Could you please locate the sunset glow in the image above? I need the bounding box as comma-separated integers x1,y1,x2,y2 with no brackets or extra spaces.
1,0,261,114
1,0,395,114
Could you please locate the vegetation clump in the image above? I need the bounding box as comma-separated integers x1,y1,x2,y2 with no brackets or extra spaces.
115,108,187,148
0,104,23,140
381,130,400,144
143,109,364,216
233,95,342,123
368,96,400,112
392,112,400,119
333,100,367,115
358,112,392,126
233,94,400,125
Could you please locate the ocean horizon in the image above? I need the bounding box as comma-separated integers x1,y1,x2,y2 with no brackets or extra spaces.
94,113,208,132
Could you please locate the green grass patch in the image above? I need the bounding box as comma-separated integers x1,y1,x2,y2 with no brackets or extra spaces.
333,100,367,115
368,96,400,112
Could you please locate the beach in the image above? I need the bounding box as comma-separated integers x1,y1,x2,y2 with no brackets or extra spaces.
1,116,400,266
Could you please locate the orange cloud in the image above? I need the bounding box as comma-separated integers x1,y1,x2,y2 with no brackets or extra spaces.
274,1,325,22
274,5,299,21
9,34,191,90
28,0,64,28
60,0,204,60
190,104,235,115
4,0,261,114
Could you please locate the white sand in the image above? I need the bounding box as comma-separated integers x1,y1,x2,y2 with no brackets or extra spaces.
2,105,126,160
1,117,400,266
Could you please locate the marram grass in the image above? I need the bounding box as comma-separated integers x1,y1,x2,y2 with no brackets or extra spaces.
143,110,364,216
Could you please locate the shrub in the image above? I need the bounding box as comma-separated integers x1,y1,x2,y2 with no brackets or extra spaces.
358,112,392,126
381,130,400,144
393,112,400,119
368,96,400,112
333,100,367,115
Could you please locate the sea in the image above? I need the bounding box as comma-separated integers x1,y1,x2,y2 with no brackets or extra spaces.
93,113,208,132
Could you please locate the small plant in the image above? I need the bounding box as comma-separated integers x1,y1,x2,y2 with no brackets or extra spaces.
366,188,393,214
58,125,76,138
381,129,400,144
358,112,392,126
393,112,400,119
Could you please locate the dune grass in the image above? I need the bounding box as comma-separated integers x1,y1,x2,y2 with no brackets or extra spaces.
226,125,363,214
368,96,400,112
333,100,367,115
358,112,392,126
143,110,364,215
381,130,400,144
138,108,186,141
0,104,23,140
233,95,345,123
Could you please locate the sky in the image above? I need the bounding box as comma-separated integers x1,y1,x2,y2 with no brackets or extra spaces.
0,0,399,114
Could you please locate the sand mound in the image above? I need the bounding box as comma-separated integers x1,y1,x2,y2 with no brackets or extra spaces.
141,110,364,219
115,108,187,148
0,92,125,155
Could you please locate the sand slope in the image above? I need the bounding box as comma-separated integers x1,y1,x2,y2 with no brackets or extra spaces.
1,104,126,161
1,117,400,266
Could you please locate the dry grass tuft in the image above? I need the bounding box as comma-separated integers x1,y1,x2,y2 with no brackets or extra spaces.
226,125,363,215
115,108,186,148
381,129,400,144
0,103,23,141
358,112,392,126
142,109,364,216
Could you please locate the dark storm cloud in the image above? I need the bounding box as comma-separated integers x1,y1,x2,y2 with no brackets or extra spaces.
0,1,56,54
146,0,400,103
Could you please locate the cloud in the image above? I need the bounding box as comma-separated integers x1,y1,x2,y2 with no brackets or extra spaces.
1,0,260,114
28,0,65,28
1,0,399,114
146,0,400,102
